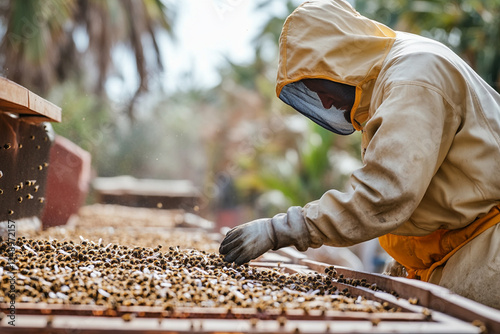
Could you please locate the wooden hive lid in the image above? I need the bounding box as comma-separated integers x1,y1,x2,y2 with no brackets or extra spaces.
0,76,61,123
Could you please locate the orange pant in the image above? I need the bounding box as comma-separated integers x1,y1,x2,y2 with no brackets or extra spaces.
379,205,500,282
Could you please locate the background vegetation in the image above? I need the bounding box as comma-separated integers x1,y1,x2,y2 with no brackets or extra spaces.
1,0,498,224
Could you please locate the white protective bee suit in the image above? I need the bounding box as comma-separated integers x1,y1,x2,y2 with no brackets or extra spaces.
220,0,500,309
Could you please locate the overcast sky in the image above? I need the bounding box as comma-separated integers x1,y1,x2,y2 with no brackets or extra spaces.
160,0,299,93
106,0,299,99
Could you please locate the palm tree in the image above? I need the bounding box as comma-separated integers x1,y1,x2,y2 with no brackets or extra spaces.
0,0,175,118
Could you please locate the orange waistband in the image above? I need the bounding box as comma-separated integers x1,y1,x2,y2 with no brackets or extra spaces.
379,204,500,281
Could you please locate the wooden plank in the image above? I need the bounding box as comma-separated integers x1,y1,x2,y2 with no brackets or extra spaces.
300,259,500,333
0,77,61,122
274,247,309,264
92,177,200,212
28,91,61,122
0,302,430,322
92,177,200,197
0,77,28,109
0,314,481,334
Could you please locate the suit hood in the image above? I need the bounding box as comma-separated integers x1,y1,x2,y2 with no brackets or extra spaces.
276,0,396,134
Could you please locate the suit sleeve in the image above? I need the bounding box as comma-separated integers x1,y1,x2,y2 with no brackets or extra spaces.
300,83,458,247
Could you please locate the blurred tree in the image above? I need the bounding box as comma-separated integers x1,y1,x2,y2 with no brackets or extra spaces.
0,0,175,118
194,0,362,221
236,120,361,216
48,81,111,153
355,0,500,91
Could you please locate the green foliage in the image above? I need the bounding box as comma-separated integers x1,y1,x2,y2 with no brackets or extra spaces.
49,82,112,157
356,0,500,91
5,0,72,61
0,0,175,102
235,115,361,216
255,123,342,205
94,92,206,181
48,84,207,181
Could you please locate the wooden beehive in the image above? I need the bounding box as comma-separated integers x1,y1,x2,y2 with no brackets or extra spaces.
1,204,500,334
0,77,61,223
92,176,201,212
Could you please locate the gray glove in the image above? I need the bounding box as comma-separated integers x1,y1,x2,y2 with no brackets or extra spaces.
219,206,312,265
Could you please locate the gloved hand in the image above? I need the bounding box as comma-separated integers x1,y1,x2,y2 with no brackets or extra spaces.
219,206,312,265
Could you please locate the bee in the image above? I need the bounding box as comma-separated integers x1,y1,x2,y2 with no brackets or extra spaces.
277,316,287,327
421,308,432,320
46,315,54,327
408,297,418,305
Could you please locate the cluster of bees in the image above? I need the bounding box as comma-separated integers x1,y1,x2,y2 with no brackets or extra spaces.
23,226,220,253
0,236,398,313
0,121,51,220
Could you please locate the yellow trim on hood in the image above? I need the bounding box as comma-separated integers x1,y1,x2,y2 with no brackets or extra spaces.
276,0,396,131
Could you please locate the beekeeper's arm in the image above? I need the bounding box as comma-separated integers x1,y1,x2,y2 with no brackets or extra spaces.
220,84,455,265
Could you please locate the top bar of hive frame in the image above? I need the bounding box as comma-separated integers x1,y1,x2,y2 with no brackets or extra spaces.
0,77,61,123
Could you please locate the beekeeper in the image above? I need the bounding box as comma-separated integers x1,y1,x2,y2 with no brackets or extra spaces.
219,0,500,309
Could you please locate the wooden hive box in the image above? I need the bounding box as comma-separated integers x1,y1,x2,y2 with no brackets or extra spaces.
0,77,61,224
92,176,201,213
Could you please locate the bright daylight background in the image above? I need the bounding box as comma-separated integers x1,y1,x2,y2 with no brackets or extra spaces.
0,0,498,273
0,0,498,239
163,0,273,92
